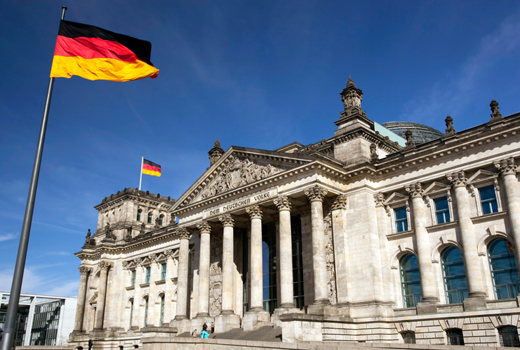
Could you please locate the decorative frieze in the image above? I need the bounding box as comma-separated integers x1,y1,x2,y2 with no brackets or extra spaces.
304,185,328,202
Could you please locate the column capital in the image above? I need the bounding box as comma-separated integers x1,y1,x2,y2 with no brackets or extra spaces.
332,194,348,210
304,185,328,202
405,182,424,199
79,266,91,275
373,192,385,207
274,195,292,211
447,171,467,188
219,213,235,227
495,157,517,176
98,261,112,271
197,220,212,234
164,249,176,257
177,227,191,240
246,205,263,219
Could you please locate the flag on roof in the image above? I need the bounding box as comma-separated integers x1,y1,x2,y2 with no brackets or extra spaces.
50,20,159,82
142,159,161,177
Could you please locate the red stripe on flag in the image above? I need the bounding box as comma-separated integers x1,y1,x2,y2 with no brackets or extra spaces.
143,164,161,173
54,35,138,63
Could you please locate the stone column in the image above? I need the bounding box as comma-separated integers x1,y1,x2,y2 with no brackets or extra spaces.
196,220,211,317
74,266,90,332
447,172,487,308
175,228,191,320
94,261,111,330
304,185,329,305
405,183,438,311
331,194,349,306
274,195,294,308
495,158,520,275
219,214,235,314
246,205,264,311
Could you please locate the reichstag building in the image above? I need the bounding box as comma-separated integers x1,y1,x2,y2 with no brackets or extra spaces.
69,78,520,348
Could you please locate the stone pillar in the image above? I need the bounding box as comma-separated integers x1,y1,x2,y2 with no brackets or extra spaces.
405,183,438,313
74,266,90,332
495,158,520,276
175,228,191,320
447,172,487,309
331,195,350,308
219,214,235,314
94,261,111,330
304,185,329,305
243,205,270,331
196,221,211,317
274,195,294,308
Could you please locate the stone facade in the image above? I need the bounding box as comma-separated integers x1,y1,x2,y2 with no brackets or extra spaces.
70,79,520,349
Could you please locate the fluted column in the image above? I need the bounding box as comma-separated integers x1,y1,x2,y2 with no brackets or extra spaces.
495,158,520,277
405,183,439,303
446,172,486,298
331,194,349,305
246,205,264,311
74,266,90,332
175,228,191,320
304,185,329,304
197,221,211,317
94,261,111,330
219,214,236,314
274,195,294,308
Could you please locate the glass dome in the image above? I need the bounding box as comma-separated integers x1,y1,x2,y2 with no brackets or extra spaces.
381,122,444,145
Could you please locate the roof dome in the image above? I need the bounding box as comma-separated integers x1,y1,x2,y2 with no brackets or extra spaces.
381,121,444,145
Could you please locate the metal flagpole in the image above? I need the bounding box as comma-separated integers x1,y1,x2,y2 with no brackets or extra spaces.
0,7,67,350
139,156,144,190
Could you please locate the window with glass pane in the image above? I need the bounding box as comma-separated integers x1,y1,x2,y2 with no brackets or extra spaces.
434,197,450,224
395,207,408,232
291,216,304,309
144,298,148,327
499,326,520,347
441,247,468,303
147,212,153,224
131,270,136,286
488,239,520,299
400,254,422,307
145,267,151,283
137,209,142,221
402,331,416,344
160,295,165,327
161,263,167,280
480,186,498,215
446,329,464,345
158,214,164,226
262,222,277,314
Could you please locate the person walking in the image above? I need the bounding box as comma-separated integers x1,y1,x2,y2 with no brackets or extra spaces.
200,329,209,339
192,329,197,338
88,338,93,350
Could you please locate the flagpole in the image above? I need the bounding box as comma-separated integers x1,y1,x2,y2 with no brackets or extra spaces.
139,156,143,190
0,7,66,350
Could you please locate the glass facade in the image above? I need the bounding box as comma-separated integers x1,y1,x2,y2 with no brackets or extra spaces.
395,207,408,232
441,247,468,304
480,186,498,215
434,197,450,224
488,239,520,299
381,122,444,145
400,254,422,307
30,301,62,346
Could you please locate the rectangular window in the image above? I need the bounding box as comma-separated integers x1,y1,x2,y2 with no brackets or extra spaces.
161,263,167,280
144,298,148,327
131,270,136,286
434,197,450,224
480,186,498,215
395,207,408,232
129,300,133,328
145,267,151,283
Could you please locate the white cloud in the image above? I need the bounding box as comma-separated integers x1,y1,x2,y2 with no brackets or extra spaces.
0,233,17,242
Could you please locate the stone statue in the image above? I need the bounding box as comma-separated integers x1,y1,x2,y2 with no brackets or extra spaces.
490,99,502,121
140,222,146,234
104,223,115,240
445,115,456,135
404,130,415,147
84,229,94,246
370,143,378,160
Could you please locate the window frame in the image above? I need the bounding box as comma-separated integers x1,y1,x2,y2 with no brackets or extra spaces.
137,209,142,221
441,246,469,304
394,206,409,233
488,239,520,300
433,196,451,225
161,263,167,280
145,266,151,284
478,185,499,215
446,328,464,345
399,254,422,308
147,212,153,224
499,326,520,347
130,270,136,287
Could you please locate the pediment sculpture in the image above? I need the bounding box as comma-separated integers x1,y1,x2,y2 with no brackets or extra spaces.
197,156,283,200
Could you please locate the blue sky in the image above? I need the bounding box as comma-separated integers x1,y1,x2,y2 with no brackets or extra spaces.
1,1,520,297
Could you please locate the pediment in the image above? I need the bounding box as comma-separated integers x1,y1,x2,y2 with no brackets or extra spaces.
385,192,408,205
174,147,314,209
423,181,451,195
467,169,497,184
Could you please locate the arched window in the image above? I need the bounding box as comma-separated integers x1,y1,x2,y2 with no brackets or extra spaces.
488,239,520,299
147,212,153,224
499,326,520,347
136,209,142,221
446,328,464,345
157,214,164,226
400,254,422,308
402,331,416,344
441,247,468,304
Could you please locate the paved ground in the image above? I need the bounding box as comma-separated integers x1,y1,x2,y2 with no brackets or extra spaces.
179,326,282,342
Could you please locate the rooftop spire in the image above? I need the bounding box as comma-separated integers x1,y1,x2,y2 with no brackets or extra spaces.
208,138,224,166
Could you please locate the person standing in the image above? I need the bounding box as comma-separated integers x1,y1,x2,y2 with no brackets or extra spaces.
192,329,197,338
201,329,209,339
88,338,93,350
211,322,214,334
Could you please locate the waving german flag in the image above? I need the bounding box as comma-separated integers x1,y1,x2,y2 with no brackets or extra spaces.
50,20,159,82
142,159,161,177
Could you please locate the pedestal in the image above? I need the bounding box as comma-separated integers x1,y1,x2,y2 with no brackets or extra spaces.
172,318,192,334
271,307,303,327
242,309,270,331
215,313,241,333
463,296,487,311
416,301,438,314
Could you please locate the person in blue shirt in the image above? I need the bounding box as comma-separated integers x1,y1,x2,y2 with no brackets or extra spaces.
200,330,209,338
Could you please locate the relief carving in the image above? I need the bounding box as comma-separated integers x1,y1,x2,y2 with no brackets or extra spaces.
198,156,282,200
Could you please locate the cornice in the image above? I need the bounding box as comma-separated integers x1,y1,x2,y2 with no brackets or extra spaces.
94,188,175,211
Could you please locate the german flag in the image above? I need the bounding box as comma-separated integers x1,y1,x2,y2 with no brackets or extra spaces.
143,159,161,177
50,20,159,82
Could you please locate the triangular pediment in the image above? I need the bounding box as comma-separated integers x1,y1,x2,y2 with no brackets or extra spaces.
467,169,498,184
173,147,315,210
423,181,451,195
